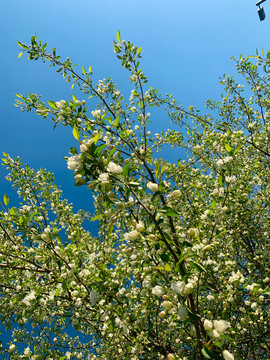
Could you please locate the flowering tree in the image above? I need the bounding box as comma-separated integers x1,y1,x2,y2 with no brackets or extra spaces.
0,33,269,360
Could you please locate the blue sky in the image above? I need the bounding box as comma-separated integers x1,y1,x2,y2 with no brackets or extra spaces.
1,0,269,213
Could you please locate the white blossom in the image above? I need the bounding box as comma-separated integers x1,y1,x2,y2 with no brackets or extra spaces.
147,182,159,192
152,285,164,297
222,350,234,360
107,162,123,174
171,281,186,296
67,155,81,170
203,319,213,331
214,320,230,334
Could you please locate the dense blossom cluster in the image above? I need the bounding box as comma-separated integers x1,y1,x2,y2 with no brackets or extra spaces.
0,34,269,359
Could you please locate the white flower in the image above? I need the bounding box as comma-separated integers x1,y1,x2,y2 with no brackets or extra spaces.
171,281,186,296
91,109,101,118
203,319,213,331
107,162,123,174
9,344,15,354
159,310,167,318
136,221,145,232
167,354,176,360
216,159,224,167
56,100,66,109
187,228,199,238
169,189,181,199
185,282,194,294
80,143,88,152
147,182,159,192
214,320,230,334
127,230,140,240
67,155,81,170
24,347,31,356
208,329,220,339
98,173,109,182
178,306,188,321
162,300,173,310
222,350,234,360
74,174,83,182
152,285,164,297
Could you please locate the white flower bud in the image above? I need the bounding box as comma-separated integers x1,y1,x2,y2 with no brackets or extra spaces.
136,221,145,232
147,182,159,192
222,350,234,360
127,230,140,240
152,285,164,297
214,320,230,334
107,162,123,174
187,228,199,238
204,319,213,331
9,344,16,354
171,281,186,296
170,189,181,199
162,300,173,310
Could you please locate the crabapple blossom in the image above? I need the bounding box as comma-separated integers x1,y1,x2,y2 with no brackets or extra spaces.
152,285,164,297
107,161,123,174
147,181,159,192
222,350,234,360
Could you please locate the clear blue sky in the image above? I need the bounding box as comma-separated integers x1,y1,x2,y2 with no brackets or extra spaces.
1,0,269,212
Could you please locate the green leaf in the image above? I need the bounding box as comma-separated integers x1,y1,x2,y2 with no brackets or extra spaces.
48,100,58,109
211,200,216,209
91,214,103,222
164,263,172,272
161,206,179,217
55,288,61,296
189,260,207,273
138,47,142,55
93,133,100,144
202,347,223,360
73,126,79,141
72,94,77,102
3,193,9,206
160,253,169,263
202,348,211,359
18,52,23,58
116,30,121,43
10,207,18,217
82,65,86,75
17,40,29,50
114,115,120,127
224,142,232,153
218,175,225,186
187,309,201,321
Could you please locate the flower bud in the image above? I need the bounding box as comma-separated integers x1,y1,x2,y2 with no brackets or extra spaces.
147,182,159,192
187,228,199,238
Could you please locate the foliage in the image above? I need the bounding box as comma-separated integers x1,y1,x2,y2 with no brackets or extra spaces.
0,33,269,359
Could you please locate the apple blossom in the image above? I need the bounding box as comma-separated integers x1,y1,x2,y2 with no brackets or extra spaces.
107,161,123,174
147,181,159,192
222,350,234,360
171,281,186,296
152,285,164,297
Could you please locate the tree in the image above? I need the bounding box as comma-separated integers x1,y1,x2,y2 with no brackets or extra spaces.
0,32,269,360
